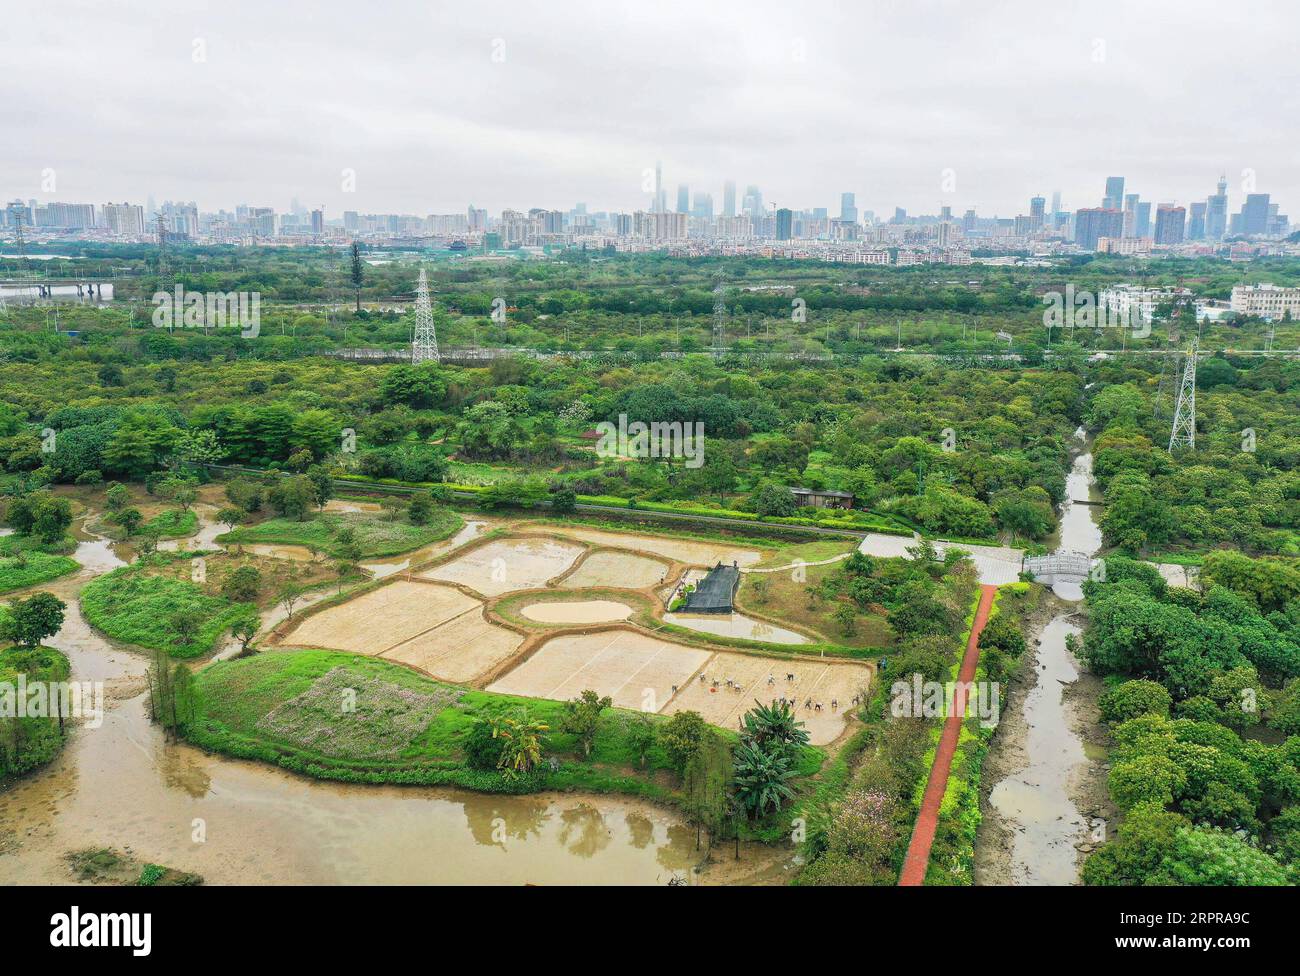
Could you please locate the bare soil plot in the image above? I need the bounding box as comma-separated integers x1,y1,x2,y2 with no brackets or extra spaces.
666,652,873,745
561,551,670,588
418,537,584,596
282,580,479,654
663,611,809,645
380,609,524,684
520,600,634,624
487,631,711,712
516,523,762,568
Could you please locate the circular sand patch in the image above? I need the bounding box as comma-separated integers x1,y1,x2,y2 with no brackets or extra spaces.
519,600,634,624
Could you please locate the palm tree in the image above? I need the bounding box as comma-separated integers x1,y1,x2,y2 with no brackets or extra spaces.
733,741,795,817
493,710,549,780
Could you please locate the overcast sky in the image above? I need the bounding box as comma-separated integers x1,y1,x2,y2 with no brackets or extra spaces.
5,0,1298,219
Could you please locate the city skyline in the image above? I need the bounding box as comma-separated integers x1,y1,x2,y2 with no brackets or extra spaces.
4,0,1298,217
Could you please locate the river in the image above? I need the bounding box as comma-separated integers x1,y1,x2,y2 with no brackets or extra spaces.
985,448,1100,885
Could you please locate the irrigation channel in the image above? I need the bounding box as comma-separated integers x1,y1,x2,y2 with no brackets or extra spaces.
983,443,1104,885
0,509,784,886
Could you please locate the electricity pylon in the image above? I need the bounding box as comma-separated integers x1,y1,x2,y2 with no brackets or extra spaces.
411,268,440,363
1168,339,1197,452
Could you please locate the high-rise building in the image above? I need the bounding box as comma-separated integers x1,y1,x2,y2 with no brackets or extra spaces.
743,185,763,217
723,181,736,218
775,208,793,240
100,202,144,236
1074,208,1124,250
1050,191,1062,217
1122,194,1139,237
311,208,324,234
1187,201,1207,240
1239,193,1272,236
676,185,690,214
692,192,713,219
1104,176,1125,211
652,161,664,213
1135,202,1152,238
1154,205,1186,245
840,192,857,224
1206,175,1228,240
1029,195,1045,229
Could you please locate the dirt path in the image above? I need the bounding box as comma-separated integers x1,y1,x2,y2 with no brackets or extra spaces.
898,583,996,886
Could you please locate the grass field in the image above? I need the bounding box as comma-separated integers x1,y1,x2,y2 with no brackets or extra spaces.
737,560,893,646
142,508,199,540
0,550,80,594
220,508,462,559
80,556,257,658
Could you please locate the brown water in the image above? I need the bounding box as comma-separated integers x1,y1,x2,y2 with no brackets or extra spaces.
520,600,634,624
2,514,712,885
987,450,1098,885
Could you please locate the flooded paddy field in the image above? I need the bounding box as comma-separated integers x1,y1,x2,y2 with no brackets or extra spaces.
419,537,584,596
515,523,762,568
664,611,810,645
520,600,635,624
560,550,671,589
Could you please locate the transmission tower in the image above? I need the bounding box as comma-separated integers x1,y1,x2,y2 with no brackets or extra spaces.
411,268,440,363
711,272,726,358
1168,339,1198,452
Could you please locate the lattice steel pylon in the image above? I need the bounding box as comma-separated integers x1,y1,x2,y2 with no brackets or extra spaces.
411,268,440,363
711,272,726,359
1167,339,1198,452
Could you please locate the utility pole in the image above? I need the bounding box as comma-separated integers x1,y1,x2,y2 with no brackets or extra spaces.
1168,339,1198,452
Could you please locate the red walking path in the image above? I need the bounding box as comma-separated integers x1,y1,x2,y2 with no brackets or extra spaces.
898,583,998,886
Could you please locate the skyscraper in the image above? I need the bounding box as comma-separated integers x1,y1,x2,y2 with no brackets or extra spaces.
1187,201,1207,240
1104,176,1125,211
775,208,793,240
1075,208,1124,250
840,192,857,224
653,160,665,214
1029,195,1045,229
1135,202,1152,238
723,180,736,218
1122,194,1139,237
1240,193,1271,235
1154,205,1186,245
676,185,690,214
1205,175,1228,240
743,185,763,217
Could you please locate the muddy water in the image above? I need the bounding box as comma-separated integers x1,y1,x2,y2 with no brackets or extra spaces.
988,451,1100,885
521,600,633,624
3,513,709,885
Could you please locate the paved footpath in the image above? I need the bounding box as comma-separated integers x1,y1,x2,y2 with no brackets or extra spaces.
898,583,998,886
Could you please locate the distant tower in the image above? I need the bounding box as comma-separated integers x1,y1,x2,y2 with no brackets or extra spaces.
411,268,440,363
1168,339,1198,452
712,273,726,358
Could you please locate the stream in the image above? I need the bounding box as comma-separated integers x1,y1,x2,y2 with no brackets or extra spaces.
986,448,1100,885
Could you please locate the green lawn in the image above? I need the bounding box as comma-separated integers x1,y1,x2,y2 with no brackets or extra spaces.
80,557,256,658
0,550,79,593
142,508,199,540
219,509,461,559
